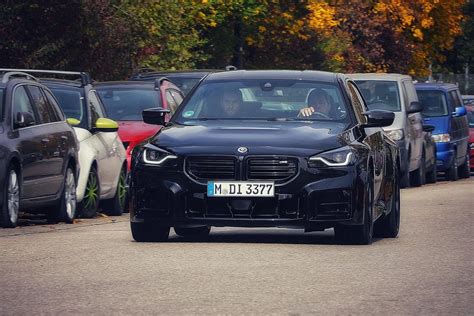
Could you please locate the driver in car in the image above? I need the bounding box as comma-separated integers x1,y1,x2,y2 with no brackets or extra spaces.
298,89,332,118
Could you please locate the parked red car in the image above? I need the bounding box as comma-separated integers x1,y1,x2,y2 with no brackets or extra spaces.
96,80,184,170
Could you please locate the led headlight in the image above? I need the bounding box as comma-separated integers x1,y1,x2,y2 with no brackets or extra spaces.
386,129,404,141
143,148,177,165
431,133,450,143
309,147,356,167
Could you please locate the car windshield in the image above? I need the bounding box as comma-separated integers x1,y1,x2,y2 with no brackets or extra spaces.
174,80,349,123
50,88,87,128
97,87,161,121
0,88,4,121
354,80,401,111
417,90,449,117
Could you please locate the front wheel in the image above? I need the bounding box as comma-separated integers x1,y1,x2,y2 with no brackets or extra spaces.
131,222,170,242
410,154,425,187
48,167,77,224
458,153,470,179
1,168,20,228
445,160,458,181
374,172,400,238
79,166,100,218
335,176,374,245
102,168,127,216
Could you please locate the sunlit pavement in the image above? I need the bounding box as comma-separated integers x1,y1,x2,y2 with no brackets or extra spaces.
0,177,473,314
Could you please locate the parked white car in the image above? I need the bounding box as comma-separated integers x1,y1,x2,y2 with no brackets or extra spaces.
40,72,127,217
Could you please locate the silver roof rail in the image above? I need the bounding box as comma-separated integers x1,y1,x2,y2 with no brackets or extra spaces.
0,68,91,86
1,71,38,83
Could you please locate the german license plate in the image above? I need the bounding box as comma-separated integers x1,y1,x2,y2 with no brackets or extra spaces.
207,181,275,197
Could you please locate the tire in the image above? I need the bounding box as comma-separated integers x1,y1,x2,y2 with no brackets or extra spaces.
102,168,127,216
374,170,400,238
1,167,20,228
400,166,410,188
458,153,470,179
174,226,211,238
335,174,374,245
131,222,170,242
48,167,77,224
79,166,100,218
425,164,437,184
410,153,425,187
445,160,458,181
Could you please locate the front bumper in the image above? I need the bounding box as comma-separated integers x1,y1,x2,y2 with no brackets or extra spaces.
435,142,455,171
130,163,366,230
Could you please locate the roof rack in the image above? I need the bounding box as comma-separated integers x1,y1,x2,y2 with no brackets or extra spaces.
0,68,91,86
1,71,38,83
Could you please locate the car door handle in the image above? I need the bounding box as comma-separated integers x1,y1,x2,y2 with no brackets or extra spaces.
41,138,50,144
61,136,68,141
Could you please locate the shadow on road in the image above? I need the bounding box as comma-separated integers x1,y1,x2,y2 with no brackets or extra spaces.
167,229,384,246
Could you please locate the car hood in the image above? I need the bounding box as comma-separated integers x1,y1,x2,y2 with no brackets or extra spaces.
118,121,161,143
423,116,449,135
151,121,351,156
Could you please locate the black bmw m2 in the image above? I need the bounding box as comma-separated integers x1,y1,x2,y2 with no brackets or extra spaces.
129,70,400,245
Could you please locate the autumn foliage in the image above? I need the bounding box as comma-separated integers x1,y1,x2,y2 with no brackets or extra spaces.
0,0,468,79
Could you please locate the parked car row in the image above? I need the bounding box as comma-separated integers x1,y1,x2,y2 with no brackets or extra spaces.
1,67,471,246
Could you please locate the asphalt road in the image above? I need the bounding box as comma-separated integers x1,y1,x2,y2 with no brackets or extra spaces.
0,178,473,315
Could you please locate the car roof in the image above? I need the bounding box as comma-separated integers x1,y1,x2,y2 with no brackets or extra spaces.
94,81,157,88
347,73,412,81
414,82,459,91
203,70,340,83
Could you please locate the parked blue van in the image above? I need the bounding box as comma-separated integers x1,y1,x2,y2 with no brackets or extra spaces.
415,83,470,180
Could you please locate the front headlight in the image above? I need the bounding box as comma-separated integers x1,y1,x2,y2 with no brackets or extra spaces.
309,147,356,167
432,133,451,143
386,129,404,141
143,148,177,165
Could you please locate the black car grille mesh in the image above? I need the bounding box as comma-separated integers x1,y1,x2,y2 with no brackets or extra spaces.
247,157,298,182
186,156,237,181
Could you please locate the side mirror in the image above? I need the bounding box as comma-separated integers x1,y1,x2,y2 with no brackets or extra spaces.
422,124,435,133
362,110,395,127
93,118,118,132
142,107,170,125
66,118,81,126
452,106,466,117
407,101,423,114
15,112,36,129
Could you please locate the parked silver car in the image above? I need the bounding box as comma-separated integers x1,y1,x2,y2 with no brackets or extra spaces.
349,74,425,187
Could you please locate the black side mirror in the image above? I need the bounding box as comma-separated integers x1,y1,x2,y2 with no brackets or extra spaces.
15,112,36,129
362,110,395,127
407,101,423,114
422,124,435,133
142,107,170,125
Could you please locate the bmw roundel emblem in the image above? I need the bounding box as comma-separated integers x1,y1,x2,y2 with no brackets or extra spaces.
237,147,248,154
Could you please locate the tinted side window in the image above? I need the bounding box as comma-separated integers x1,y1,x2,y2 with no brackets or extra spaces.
449,90,462,108
88,90,105,124
166,89,184,114
347,81,367,124
13,86,36,126
28,86,53,124
44,89,65,121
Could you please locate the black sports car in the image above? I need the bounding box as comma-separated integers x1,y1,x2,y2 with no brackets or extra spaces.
129,70,400,244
